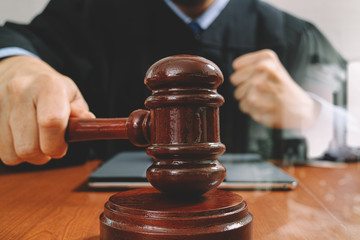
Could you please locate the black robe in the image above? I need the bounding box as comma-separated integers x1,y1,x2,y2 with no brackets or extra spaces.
0,0,346,164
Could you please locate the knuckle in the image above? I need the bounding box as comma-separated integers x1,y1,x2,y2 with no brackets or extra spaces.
51,151,67,159
38,115,67,131
229,74,237,85
232,57,241,69
255,82,269,93
266,104,276,113
257,62,281,82
0,155,23,166
257,114,272,127
36,73,61,88
252,113,262,123
229,72,242,86
26,156,52,166
35,73,69,93
258,60,275,73
252,81,262,90
15,144,41,159
5,78,23,97
239,101,248,113
62,75,76,86
247,95,258,107
260,49,278,60
44,145,67,159
35,72,53,82
233,87,242,100
233,91,238,100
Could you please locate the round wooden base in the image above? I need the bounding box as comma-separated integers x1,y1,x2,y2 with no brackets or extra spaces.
100,188,253,240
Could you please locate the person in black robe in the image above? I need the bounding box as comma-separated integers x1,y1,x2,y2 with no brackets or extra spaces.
0,0,347,166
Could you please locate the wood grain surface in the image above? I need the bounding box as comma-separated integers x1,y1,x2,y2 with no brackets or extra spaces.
0,160,359,240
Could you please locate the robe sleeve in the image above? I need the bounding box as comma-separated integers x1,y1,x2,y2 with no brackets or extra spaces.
283,17,355,159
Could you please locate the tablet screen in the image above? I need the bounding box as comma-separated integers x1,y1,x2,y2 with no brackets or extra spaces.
88,151,297,190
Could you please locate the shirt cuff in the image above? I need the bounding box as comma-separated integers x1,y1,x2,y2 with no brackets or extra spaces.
302,92,334,158
0,47,39,60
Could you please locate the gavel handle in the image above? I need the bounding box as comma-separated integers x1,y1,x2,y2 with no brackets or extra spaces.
66,118,128,142
66,109,151,146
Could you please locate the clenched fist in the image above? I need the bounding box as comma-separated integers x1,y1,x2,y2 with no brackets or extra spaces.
0,55,94,165
230,49,319,130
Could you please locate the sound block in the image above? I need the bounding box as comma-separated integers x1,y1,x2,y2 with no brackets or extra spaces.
100,188,253,240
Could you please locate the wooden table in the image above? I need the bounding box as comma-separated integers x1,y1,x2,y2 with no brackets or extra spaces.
0,160,359,240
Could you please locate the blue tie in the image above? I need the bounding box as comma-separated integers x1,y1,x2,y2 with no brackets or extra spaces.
188,21,202,36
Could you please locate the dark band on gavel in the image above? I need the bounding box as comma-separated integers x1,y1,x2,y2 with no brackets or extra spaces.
66,55,226,196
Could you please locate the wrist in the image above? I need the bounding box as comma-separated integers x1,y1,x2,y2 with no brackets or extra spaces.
301,94,321,130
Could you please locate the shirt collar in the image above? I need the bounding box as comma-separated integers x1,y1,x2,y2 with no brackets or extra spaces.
163,0,230,30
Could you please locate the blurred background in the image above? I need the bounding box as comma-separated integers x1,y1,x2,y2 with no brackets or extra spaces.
0,0,359,146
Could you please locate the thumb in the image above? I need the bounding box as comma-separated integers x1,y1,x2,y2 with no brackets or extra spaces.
69,95,96,119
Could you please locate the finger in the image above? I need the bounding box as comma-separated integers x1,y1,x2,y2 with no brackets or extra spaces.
238,85,260,114
258,113,277,128
24,155,51,165
0,118,22,166
233,81,252,101
239,99,250,114
36,82,70,159
237,83,263,115
230,53,279,87
242,98,277,128
232,49,279,70
10,102,42,160
9,103,52,164
229,65,258,87
241,92,281,128
233,70,267,101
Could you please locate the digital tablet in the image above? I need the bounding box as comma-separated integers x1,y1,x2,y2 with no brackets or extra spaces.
88,151,297,190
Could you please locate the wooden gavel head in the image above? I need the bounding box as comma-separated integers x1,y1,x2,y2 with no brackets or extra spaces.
144,55,226,196
68,55,226,196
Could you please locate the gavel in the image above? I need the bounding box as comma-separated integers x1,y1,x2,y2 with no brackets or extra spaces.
67,55,253,240
66,55,226,196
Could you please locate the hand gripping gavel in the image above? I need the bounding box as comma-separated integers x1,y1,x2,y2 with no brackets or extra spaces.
66,55,226,196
